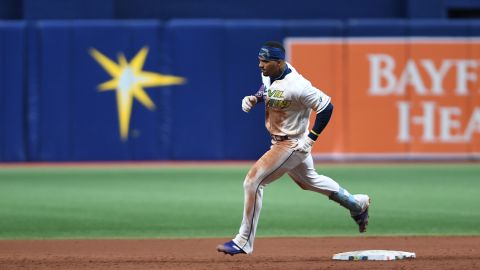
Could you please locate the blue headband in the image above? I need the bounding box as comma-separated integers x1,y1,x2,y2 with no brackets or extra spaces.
258,46,285,61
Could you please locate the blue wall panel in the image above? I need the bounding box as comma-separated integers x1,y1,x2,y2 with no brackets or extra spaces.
24,0,114,19
3,0,477,20
67,22,132,160
223,20,285,159
127,21,171,160
36,23,72,160
114,0,407,20
409,20,470,36
406,0,445,18
70,22,132,161
0,22,26,161
470,20,480,36
166,20,226,160
0,0,22,19
34,21,174,161
285,20,343,37
346,20,408,37
26,23,40,161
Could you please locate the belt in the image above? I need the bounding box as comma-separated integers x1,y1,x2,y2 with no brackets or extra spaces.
270,134,289,141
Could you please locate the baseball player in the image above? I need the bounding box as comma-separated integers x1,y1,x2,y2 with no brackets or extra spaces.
216,41,370,256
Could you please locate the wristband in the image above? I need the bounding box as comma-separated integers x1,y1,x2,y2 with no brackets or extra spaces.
308,131,319,141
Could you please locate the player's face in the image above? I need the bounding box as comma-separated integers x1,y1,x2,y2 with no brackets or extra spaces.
258,58,282,77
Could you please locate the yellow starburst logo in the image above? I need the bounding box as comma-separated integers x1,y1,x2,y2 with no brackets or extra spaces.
90,47,185,141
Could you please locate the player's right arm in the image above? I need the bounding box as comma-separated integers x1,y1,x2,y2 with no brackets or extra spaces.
242,85,265,113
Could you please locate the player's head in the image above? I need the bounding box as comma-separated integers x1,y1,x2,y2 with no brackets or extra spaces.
258,41,286,77
258,41,285,61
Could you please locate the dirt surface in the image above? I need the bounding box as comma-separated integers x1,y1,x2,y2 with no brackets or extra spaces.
0,236,479,270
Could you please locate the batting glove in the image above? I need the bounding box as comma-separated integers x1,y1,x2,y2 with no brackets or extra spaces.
293,137,315,153
242,96,257,113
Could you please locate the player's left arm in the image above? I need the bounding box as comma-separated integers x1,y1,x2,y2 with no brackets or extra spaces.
302,85,333,140
294,86,333,152
308,102,333,141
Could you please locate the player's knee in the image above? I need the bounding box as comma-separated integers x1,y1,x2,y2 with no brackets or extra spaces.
243,178,257,191
298,183,309,190
244,167,261,191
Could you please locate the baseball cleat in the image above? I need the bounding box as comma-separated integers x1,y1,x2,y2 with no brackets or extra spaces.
351,195,370,233
216,240,246,256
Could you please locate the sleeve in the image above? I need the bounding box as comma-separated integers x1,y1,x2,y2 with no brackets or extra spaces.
254,84,265,103
301,84,331,113
299,83,333,141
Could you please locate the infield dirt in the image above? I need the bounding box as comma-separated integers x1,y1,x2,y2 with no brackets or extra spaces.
0,236,478,270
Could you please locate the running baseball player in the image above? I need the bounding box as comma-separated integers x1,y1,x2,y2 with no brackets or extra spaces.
216,41,370,255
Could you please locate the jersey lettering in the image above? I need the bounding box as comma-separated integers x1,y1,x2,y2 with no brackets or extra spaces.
267,99,292,109
267,89,291,109
267,89,285,98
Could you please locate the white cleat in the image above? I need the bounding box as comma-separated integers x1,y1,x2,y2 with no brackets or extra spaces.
352,195,370,233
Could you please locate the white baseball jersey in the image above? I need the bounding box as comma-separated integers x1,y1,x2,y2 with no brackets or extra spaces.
261,63,331,138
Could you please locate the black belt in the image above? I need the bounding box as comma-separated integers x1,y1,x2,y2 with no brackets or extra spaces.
271,134,289,141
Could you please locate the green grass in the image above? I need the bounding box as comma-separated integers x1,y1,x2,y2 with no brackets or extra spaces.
0,163,479,239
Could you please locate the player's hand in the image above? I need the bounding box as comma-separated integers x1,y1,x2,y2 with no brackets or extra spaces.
242,96,257,113
293,137,315,153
